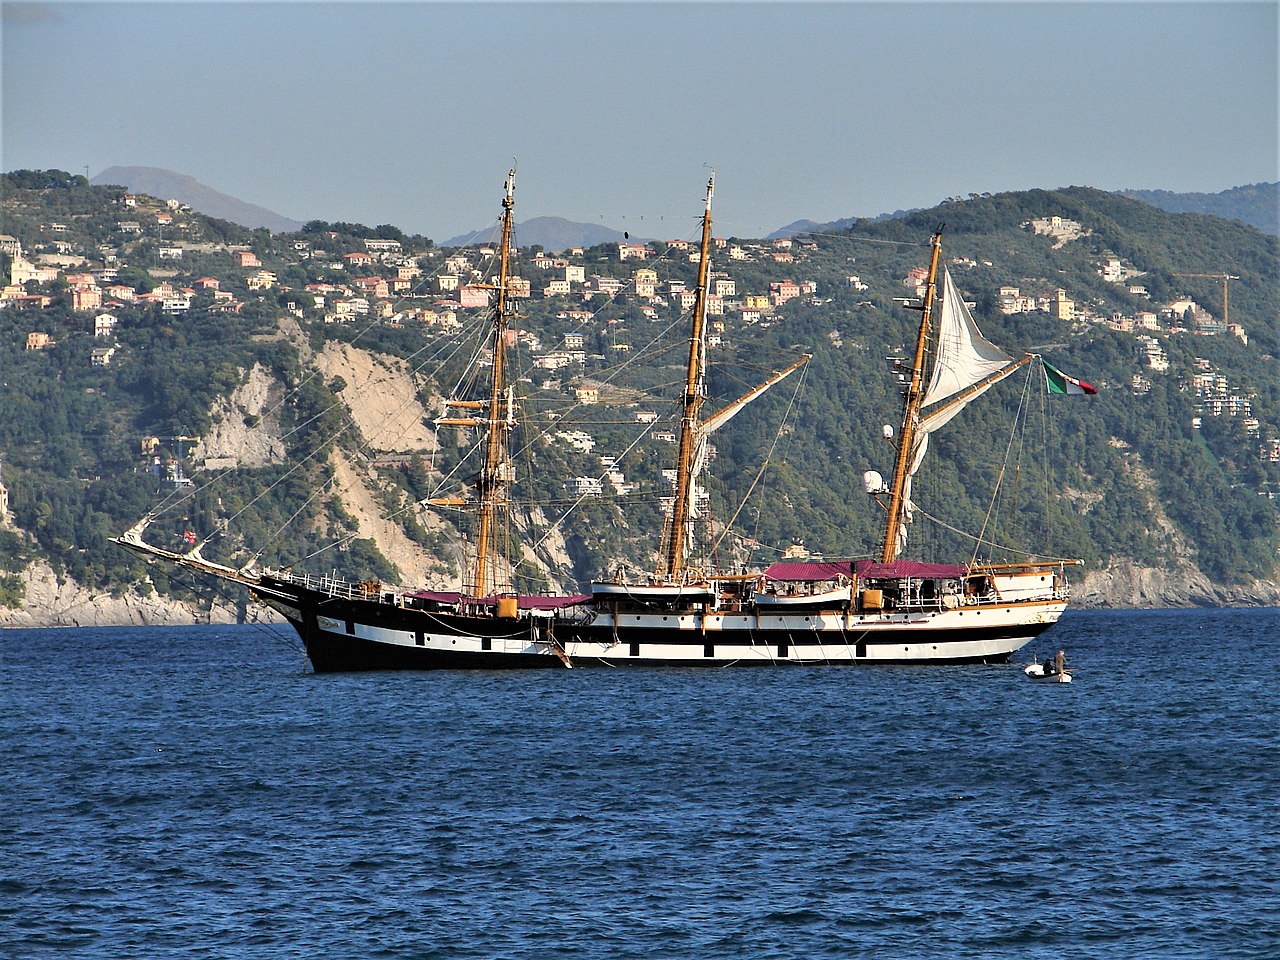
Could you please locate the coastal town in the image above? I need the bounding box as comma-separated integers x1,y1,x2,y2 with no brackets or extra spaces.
4,191,1276,486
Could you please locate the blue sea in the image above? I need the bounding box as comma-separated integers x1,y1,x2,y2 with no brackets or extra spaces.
3,608,1278,959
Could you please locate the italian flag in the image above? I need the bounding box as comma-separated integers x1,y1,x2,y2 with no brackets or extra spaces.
1044,360,1097,396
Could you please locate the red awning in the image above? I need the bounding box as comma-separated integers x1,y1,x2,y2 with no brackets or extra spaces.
854,560,967,579
763,561,854,582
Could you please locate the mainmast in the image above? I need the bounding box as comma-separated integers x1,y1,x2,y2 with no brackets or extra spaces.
658,173,715,581
880,227,943,563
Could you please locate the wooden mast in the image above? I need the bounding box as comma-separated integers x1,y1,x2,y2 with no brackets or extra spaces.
658,173,715,581
471,168,517,596
880,227,943,563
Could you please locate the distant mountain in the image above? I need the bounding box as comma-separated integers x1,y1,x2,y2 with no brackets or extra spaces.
1118,183,1278,236
445,216,644,252
90,166,305,233
768,207,920,240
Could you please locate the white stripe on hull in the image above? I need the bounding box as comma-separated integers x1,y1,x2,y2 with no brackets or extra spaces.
265,593,1064,667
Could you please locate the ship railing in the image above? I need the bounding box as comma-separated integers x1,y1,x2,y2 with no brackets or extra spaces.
263,568,399,604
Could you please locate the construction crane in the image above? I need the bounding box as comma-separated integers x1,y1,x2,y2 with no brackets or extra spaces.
1173,273,1240,326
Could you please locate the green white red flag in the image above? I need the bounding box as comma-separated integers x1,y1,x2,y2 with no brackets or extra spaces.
1043,360,1097,396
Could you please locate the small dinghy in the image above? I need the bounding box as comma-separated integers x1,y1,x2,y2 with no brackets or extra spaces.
1024,662,1072,683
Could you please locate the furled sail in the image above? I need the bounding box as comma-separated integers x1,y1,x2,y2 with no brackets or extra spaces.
678,356,810,560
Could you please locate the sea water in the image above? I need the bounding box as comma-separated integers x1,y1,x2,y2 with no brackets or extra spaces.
3,608,1277,959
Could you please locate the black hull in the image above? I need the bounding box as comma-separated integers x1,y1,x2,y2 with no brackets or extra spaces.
262,581,1058,673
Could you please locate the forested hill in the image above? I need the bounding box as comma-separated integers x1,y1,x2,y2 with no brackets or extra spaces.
1119,182,1278,237
1,171,1277,622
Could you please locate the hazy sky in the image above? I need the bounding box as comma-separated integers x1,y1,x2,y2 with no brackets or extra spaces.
3,1,1277,241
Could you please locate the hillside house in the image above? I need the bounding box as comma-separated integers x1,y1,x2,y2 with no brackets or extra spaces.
556,431,596,453
566,477,603,498
459,285,491,308
104,284,135,302
91,345,117,367
1048,289,1075,321
364,239,402,253
353,277,390,299
634,271,657,298
565,264,585,284
72,286,103,312
618,243,649,261
586,275,625,297
343,252,374,268
194,277,220,291
714,278,736,297
235,251,261,268
94,313,117,337
25,332,55,350
574,386,600,405
332,298,370,319
246,271,278,291
544,279,571,297
534,352,575,371
771,281,801,305
3,293,53,309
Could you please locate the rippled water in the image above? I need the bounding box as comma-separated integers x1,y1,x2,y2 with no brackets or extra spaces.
3,608,1278,959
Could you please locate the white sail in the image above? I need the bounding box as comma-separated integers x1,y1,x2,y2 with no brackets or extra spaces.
893,268,1027,558
922,268,1013,408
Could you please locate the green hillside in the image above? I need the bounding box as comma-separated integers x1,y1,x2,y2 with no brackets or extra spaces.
1,171,1276,615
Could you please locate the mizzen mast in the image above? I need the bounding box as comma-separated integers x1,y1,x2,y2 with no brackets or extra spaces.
881,227,943,563
658,174,715,581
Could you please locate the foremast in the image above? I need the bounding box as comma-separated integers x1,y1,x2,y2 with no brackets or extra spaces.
658,174,716,581
432,169,519,596
881,228,943,563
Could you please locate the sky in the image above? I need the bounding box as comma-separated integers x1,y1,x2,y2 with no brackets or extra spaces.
3,1,1277,242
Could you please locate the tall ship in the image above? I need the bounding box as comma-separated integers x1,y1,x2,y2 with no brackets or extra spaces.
115,171,1080,670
